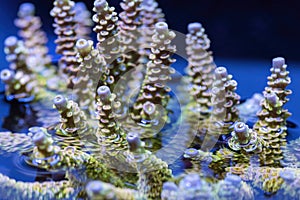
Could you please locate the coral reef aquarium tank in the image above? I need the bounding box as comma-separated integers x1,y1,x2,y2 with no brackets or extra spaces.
1,0,300,199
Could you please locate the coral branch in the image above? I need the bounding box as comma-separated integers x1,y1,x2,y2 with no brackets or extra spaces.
228,122,268,153
131,22,176,125
208,66,240,135
93,0,118,47
265,57,292,105
127,132,172,199
53,95,89,149
95,86,128,152
50,0,79,85
0,173,76,200
118,0,143,70
255,91,288,166
0,69,38,100
253,57,291,167
74,2,93,40
74,39,106,112
140,0,165,27
4,36,30,73
76,38,107,89
26,127,61,169
86,180,139,200
281,137,300,168
138,0,165,62
161,173,254,200
132,0,165,97
185,22,216,117
0,131,33,154
15,3,51,72
92,0,127,96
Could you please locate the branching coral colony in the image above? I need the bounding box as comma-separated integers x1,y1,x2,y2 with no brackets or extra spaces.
0,1,297,200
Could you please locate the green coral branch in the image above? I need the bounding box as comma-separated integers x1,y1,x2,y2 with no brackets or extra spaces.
127,132,172,199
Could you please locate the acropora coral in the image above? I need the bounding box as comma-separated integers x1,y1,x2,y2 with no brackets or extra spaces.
185,22,216,117
131,22,176,126
50,0,79,86
74,2,93,40
0,1,296,200
15,3,52,73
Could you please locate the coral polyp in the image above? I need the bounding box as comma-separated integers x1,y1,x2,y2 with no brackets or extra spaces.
0,1,297,199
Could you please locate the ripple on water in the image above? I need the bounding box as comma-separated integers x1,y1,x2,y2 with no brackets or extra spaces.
0,152,65,182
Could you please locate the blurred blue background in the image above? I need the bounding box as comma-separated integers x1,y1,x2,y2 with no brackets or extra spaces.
0,0,299,123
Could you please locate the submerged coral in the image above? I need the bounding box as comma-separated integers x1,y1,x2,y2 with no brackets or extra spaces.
74,2,93,40
131,22,176,126
15,3,52,73
228,122,267,154
0,69,38,100
185,22,216,117
50,0,79,86
0,1,297,200
127,132,172,199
